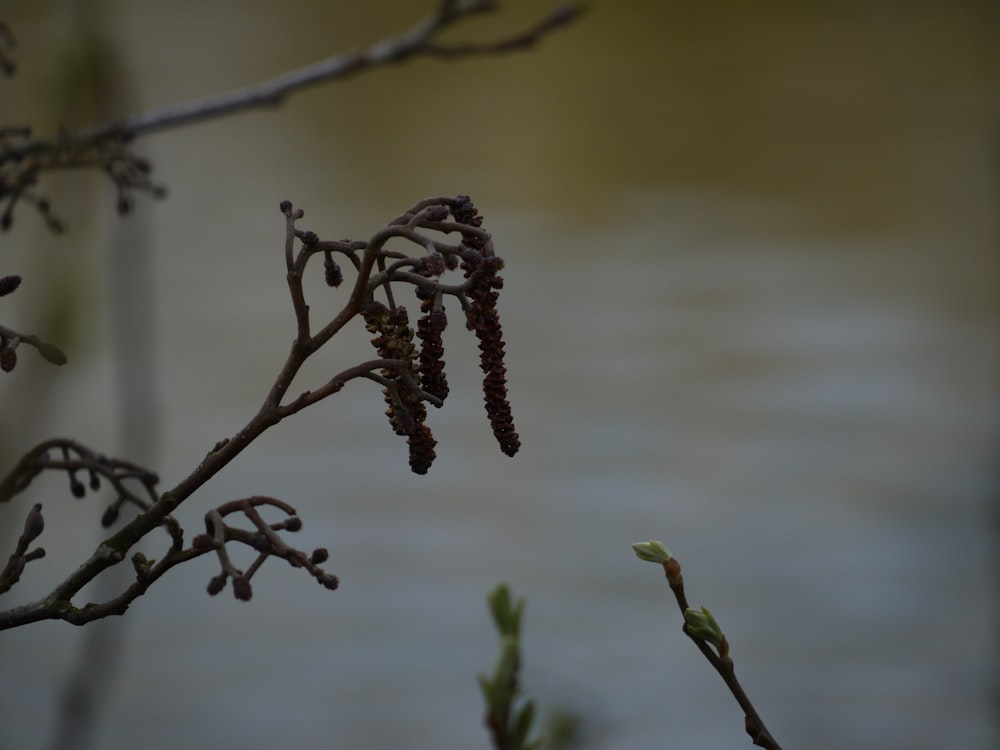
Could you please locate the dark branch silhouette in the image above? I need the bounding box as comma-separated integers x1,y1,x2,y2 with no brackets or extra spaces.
1,194,518,629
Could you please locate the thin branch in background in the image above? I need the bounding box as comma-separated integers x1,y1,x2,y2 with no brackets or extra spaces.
426,3,582,57
0,438,161,525
632,541,785,750
0,2,584,231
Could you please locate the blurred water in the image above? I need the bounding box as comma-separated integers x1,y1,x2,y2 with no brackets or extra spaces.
1,2,998,749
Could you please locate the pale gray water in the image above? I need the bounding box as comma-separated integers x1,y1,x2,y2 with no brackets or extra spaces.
1,2,997,749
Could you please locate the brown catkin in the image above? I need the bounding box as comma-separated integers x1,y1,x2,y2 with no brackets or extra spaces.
417,301,449,403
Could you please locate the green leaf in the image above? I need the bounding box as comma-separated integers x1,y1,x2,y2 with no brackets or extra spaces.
683,606,725,650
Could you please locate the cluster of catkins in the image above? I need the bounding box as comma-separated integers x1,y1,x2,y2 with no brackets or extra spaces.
361,195,519,474
362,301,438,474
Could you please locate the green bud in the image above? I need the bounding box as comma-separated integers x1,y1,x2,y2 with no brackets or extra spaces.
631,540,673,564
488,584,513,627
131,552,154,577
683,606,725,651
487,583,524,635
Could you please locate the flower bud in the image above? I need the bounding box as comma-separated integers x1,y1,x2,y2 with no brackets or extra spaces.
232,576,253,601
22,503,44,543
206,574,227,596
100,504,120,527
318,572,339,590
0,346,16,372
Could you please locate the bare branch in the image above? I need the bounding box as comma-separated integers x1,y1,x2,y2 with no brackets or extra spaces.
60,3,579,143
1,3,582,231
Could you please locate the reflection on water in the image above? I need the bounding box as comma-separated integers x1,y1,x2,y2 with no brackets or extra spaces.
1,2,997,750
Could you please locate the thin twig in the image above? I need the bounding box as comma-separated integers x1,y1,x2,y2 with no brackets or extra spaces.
5,3,582,157
1,3,582,231
0,439,158,513
633,541,784,750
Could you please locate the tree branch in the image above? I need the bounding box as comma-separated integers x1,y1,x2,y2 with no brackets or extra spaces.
1,3,583,230
632,541,784,750
79,3,581,142
3,2,581,154
0,194,519,629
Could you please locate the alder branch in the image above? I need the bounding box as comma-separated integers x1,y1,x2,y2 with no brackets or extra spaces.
0,496,336,624
0,194,519,629
0,2,583,230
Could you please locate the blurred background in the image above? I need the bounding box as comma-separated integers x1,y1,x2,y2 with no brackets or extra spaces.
1,1,997,748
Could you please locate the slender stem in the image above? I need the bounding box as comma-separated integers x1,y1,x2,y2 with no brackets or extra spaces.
661,559,784,750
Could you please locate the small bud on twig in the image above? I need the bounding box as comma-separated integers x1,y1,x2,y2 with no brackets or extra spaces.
0,346,16,372
232,576,253,601
100,504,120,527
206,574,227,596
22,503,44,543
